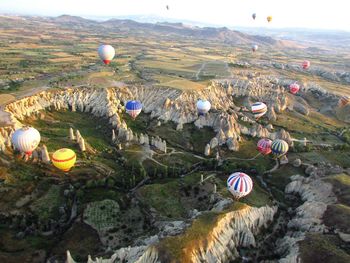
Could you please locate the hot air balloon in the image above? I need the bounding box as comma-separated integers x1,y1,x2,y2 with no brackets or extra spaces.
251,102,267,119
271,139,289,158
227,172,253,199
126,100,142,119
252,13,256,20
52,148,76,172
197,99,211,115
289,83,300,95
339,95,350,107
267,16,272,23
252,44,258,52
257,138,272,155
98,45,115,65
166,5,169,10
11,126,40,157
302,60,310,70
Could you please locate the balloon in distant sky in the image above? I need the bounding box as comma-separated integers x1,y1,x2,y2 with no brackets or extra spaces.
227,172,253,199
52,148,76,172
252,13,256,20
339,95,350,107
271,139,289,158
289,83,300,95
257,138,272,155
252,44,258,52
267,16,272,23
251,102,267,119
98,44,115,65
11,126,40,156
126,100,142,119
196,99,211,115
166,5,169,10
302,60,310,70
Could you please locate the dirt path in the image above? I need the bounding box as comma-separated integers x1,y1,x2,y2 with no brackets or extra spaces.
195,62,207,80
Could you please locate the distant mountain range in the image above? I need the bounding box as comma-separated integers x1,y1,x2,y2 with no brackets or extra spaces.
1,14,349,49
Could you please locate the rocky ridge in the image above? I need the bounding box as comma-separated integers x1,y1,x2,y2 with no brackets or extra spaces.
0,84,294,156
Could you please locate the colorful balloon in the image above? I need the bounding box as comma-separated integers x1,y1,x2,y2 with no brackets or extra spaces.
98,45,115,65
52,148,76,172
339,95,350,107
126,100,142,119
271,139,289,158
11,126,40,156
252,44,258,52
267,16,272,23
197,99,211,115
252,13,256,20
257,138,272,155
289,83,300,95
302,60,310,70
227,172,253,199
251,102,267,119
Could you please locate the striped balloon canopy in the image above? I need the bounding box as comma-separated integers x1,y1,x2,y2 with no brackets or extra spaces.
289,83,300,95
251,102,267,119
227,172,253,199
257,138,272,155
125,100,142,120
339,95,350,107
11,126,41,156
271,139,289,158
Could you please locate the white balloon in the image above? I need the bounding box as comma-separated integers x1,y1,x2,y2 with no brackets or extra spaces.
98,45,115,64
11,126,41,155
197,99,211,115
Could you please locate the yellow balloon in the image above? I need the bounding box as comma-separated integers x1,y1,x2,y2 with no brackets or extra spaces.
52,148,76,172
267,16,272,22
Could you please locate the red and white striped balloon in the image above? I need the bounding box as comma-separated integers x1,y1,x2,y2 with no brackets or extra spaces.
257,138,272,155
339,95,350,107
227,172,253,199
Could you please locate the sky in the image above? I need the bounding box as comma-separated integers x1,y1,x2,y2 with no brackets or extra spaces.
0,0,349,31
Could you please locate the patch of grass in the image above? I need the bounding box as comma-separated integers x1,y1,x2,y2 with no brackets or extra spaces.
79,188,121,204
324,173,350,206
24,110,112,152
138,181,185,219
30,185,63,221
299,233,350,263
323,204,350,233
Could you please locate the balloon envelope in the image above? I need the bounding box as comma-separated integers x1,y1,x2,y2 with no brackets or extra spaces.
251,102,267,119
339,95,350,107
227,172,253,199
98,45,115,65
289,83,300,95
52,148,76,172
257,138,272,155
126,100,142,119
267,16,272,22
197,99,211,115
302,60,310,70
252,44,258,52
271,139,289,158
11,126,40,155
252,13,256,20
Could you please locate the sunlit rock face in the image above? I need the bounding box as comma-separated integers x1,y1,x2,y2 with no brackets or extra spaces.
0,83,294,155
66,204,277,263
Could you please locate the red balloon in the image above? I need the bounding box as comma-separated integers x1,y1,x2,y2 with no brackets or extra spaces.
289,83,300,95
257,138,272,155
302,60,310,70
